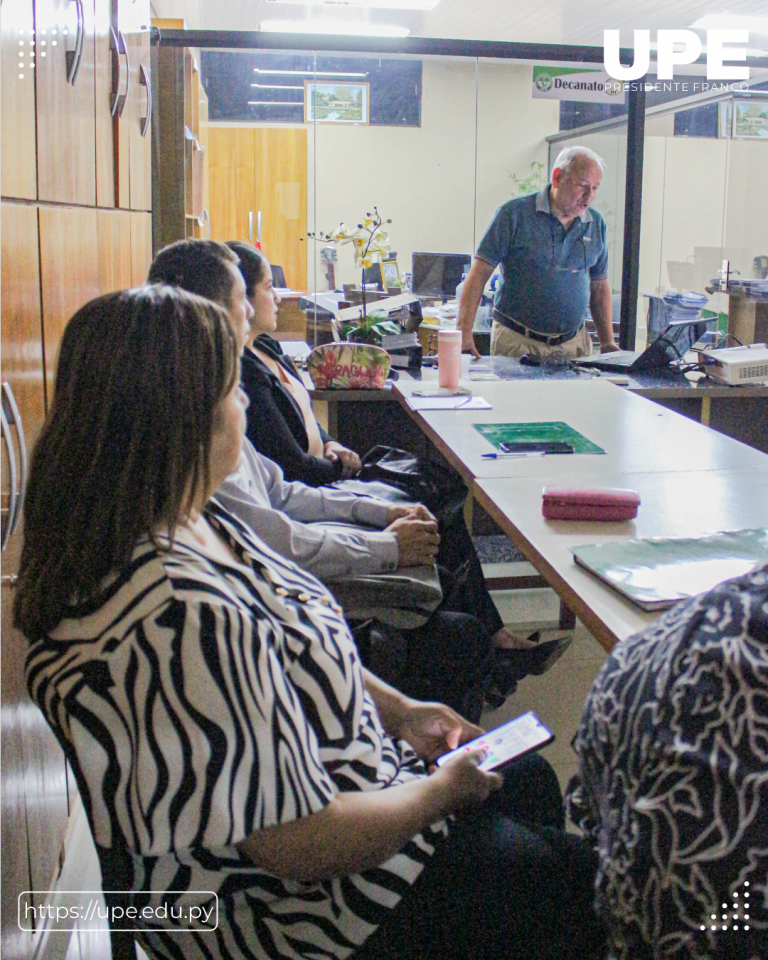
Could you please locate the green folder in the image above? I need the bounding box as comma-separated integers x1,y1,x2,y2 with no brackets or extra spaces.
572,528,768,611
474,421,605,455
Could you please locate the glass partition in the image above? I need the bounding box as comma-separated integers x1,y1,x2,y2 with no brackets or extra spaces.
638,91,768,347
199,44,642,349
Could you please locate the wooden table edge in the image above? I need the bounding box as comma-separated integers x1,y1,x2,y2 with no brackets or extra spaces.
472,481,620,654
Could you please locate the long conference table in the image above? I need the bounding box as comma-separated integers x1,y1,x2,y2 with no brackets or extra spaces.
393,378,768,651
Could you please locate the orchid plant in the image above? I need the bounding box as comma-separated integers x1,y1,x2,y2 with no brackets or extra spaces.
306,207,392,319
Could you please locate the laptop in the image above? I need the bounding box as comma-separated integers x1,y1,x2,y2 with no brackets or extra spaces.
572,319,714,373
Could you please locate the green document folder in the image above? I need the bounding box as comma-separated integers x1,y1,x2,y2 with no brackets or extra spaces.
473,421,605,455
571,528,768,611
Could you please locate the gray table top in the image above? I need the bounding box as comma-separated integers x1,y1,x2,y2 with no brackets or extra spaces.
393,378,768,481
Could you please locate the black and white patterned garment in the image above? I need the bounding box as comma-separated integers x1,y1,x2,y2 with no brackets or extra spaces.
26,500,449,960
566,565,768,960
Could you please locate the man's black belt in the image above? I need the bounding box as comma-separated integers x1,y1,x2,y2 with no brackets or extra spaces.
492,309,583,347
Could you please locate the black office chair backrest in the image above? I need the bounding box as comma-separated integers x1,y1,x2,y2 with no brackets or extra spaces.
270,264,287,288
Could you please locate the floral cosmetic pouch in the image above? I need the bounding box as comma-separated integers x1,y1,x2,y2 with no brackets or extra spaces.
306,343,391,390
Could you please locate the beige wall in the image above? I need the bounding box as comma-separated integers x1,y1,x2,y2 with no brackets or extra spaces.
311,58,559,289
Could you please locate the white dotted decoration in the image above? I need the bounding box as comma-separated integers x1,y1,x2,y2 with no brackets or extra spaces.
703,880,757,933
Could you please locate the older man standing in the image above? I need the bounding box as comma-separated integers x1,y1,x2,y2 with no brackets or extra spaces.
459,146,620,359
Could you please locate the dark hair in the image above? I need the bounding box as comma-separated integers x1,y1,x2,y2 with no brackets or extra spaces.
14,285,239,641
226,241,269,299
148,239,239,307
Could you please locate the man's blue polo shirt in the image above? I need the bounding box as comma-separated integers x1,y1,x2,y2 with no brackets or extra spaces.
476,186,608,336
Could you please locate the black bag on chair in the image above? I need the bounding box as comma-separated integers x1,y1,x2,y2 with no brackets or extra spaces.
332,445,467,524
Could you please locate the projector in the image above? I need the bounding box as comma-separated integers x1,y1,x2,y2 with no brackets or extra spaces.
697,343,768,385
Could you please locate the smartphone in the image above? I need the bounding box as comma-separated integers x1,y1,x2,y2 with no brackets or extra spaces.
435,711,554,771
499,441,574,455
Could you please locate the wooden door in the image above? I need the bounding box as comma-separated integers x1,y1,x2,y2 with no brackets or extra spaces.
96,208,133,292
1,203,68,950
208,127,307,288
130,211,153,284
208,127,256,245
119,0,152,211
39,206,100,399
254,129,307,290
36,0,97,205
127,29,152,210
94,0,116,207
1,0,37,199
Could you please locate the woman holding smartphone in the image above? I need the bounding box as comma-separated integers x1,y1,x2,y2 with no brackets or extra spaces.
17,285,603,959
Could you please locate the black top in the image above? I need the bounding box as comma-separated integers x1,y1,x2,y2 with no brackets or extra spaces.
240,334,338,487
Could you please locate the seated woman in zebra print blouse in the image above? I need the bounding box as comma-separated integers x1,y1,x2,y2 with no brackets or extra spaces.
15,285,605,960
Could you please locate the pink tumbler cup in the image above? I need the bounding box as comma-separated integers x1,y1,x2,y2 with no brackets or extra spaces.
438,329,462,390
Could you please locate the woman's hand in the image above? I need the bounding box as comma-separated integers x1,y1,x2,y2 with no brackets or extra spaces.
386,517,440,567
396,700,483,765
432,748,503,809
386,503,436,525
324,441,362,478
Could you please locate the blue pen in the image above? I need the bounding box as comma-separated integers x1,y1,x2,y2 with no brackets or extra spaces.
481,451,547,459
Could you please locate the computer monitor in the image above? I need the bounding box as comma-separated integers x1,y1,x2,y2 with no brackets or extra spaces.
411,252,471,299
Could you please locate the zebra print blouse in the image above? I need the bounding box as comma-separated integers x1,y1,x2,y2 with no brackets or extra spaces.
26,501,450,960
567,564,768,960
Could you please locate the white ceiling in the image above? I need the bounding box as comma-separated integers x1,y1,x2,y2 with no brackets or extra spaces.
150,0,768,50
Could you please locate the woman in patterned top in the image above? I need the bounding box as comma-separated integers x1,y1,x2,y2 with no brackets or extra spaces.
16,285,604,960
567,565,768,959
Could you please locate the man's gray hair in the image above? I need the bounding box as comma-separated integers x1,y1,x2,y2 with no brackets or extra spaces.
551,146,606,176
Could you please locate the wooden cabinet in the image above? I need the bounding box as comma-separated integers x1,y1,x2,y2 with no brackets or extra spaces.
1,203,67,954
1,0,37,199
115,0,152,210
208,126,308,289
35,0,97,205
2,0,152,945
208,127,256,246
151,37,210,250
39,206,101,398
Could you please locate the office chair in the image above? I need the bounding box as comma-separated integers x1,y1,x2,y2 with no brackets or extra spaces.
270,264,287,288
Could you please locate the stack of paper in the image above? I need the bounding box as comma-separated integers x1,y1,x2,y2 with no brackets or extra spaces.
662,290,709,325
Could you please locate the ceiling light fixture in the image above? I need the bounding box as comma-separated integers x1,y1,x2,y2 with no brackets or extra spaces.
689,14,768,34
248,101,304,106
251,83,304,89
265,0,439,9
253,68,369,77
260,20,411,38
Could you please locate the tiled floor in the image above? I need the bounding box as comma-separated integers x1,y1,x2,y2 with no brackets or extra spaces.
482,583,608,799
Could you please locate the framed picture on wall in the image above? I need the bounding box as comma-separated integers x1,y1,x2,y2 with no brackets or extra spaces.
304,81,370,124
380,259,401,292
732,99,768,140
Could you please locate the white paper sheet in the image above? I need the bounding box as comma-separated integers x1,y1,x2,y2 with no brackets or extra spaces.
406,396,492,411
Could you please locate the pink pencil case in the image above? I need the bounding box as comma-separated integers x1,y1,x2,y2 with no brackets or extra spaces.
542,486,640,522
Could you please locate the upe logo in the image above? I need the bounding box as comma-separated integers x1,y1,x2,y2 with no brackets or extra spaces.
604,30,750,81
535,73,553,92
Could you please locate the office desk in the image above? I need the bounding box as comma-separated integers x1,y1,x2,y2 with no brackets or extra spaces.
475,469,768,652
393,378,768,484
310,358,768,455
